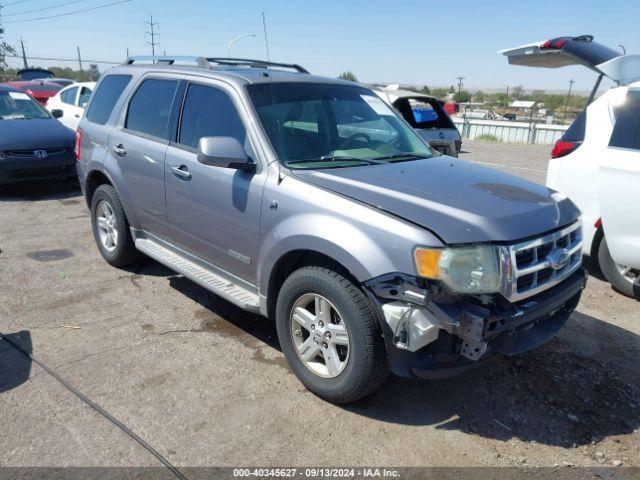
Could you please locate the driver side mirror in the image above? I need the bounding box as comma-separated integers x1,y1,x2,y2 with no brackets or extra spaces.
51,109,64,119
197,136,255,172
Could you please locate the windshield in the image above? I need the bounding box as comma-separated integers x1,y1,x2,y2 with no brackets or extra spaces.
0,91,51,120
247,83,432,169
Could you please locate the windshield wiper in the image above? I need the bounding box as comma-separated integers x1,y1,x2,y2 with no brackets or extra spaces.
373,152,428,162
285,155,384,169
318,154,390,164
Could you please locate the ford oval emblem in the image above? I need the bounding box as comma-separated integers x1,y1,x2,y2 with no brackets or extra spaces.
548,248,571,270
438,132,445,139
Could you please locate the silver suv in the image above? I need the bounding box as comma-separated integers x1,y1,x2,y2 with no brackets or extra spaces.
77,56,587,403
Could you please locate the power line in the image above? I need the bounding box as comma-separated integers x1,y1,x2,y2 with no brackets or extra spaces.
4,0,87,17
1,0,30,7
5,53,121,64
2,0,131,23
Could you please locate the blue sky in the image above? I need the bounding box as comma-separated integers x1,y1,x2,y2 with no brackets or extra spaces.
3,0,638,92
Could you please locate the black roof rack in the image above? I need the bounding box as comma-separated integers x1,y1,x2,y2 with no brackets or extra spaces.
205,57,309,74
124,56,309,74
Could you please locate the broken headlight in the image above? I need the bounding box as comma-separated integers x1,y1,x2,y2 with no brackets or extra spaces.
414,245,501,294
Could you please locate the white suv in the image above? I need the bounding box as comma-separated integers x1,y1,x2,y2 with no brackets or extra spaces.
501,35,640,299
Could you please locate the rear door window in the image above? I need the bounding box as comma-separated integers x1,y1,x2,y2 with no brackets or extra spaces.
85,75,132,125
61,87,78,105
125,78,178,140
178,83,246,149
609,91,640,151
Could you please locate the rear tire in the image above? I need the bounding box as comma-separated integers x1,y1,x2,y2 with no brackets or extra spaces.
275,267,388,403
598,237,639,299
90,184,138,267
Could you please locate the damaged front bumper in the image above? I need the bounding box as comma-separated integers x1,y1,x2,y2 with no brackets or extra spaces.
364,267,587,379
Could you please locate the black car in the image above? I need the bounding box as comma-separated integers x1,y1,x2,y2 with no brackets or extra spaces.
0,85,76,185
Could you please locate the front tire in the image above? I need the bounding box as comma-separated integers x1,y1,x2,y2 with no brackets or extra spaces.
598,237,639,299
275,267,388,404
90,184,138,267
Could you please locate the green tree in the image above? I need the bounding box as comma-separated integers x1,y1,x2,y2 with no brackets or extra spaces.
473,90,485,102
449,85,455,93
494,92,509,107
512,85,524,99
431,87,449,99
420,85,430,95
337,71,358,82
0,24,16,75
454,90,471,103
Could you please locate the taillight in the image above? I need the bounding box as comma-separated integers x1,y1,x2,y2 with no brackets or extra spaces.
75,128,82,161
551,140,580,159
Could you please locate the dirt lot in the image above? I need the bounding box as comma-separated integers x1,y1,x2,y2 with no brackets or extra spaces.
1,140,638,470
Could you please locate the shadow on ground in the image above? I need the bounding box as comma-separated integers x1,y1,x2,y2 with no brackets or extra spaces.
158,267,640,448
347,310,640,447
0,331,32,394
0,179,80,202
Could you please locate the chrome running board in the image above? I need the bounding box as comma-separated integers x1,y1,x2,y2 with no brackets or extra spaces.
135,237,260,312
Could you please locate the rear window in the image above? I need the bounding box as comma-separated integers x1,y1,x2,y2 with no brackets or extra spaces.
125,78,178,140
85,75,132,125
394,97,454,130
561,110,586,143
609,91,640,151
22,83,61,93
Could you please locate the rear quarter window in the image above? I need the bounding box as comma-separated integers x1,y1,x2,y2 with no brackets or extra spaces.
609,91,640,151
561,110,586,143
85,75,132,125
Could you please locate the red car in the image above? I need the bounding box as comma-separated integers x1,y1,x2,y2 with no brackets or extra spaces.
443,102,459,115
2,81,62,106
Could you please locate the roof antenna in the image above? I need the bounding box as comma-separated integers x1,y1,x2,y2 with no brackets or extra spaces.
262,11,271,62
262,10,282,180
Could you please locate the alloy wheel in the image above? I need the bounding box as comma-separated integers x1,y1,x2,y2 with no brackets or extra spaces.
290,293,350,378
96,200,118,253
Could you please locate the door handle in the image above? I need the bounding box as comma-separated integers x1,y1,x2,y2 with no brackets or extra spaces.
112,144,127,156
171,165,192,180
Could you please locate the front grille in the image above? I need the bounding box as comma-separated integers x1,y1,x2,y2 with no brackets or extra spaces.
501,221,583,302
6,148,68,158
9,164,74,179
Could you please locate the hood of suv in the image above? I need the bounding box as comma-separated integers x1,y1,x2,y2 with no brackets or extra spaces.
291,156,580,244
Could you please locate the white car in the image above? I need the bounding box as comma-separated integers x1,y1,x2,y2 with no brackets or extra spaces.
501,35,640,298
47,81,95,131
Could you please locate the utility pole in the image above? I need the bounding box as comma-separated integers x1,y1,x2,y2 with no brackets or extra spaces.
145,15,159,57
126,48,130,59
563,79,575,123
76,46,83,72
456,76,465,101
20,37,28,69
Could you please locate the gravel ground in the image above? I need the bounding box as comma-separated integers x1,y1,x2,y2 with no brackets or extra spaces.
0,140,638,470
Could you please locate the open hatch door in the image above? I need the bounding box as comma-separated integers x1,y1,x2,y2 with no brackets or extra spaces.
499,35,640,85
